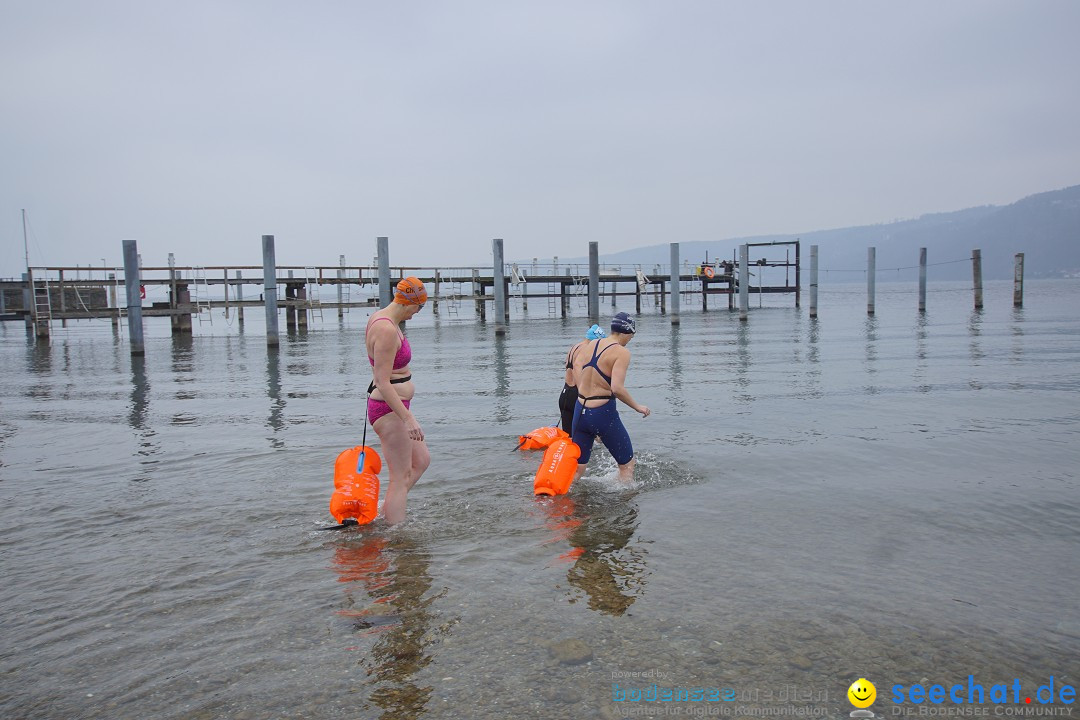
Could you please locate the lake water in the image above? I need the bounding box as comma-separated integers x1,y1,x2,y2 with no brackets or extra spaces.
2,280,1078,720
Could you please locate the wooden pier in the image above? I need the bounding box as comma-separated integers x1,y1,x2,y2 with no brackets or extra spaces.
1,235,812,353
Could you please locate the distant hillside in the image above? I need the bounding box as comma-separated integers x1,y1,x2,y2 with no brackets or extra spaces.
549,184,1080,281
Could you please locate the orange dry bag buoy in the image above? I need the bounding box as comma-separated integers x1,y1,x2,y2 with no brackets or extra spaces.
517,426,570,451
334,445,381,488
329,446,381,524
533,438,581,496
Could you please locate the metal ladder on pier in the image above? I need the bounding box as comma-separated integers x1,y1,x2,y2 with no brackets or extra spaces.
32,276,53,328
305,267,324,322
192,267,213,324
510,264,526,308
444,274,462,316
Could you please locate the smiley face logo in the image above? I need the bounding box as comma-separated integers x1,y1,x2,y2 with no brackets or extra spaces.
848,678,876,708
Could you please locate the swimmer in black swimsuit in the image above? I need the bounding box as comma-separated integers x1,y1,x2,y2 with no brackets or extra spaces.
560,324,606,432
570,312,650,483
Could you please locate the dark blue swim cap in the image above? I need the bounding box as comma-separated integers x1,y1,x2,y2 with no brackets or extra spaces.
611,312,636,334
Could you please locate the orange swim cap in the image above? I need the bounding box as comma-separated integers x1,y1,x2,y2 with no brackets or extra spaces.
392,276,427,306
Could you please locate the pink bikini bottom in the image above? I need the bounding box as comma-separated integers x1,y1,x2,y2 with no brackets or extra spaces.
368,397,411,426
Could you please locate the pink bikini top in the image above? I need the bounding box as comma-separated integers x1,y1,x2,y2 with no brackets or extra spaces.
366,317,412,370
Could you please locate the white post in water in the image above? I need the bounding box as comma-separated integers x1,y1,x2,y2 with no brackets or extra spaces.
108,273,118,329
122,239,145,355
492,238,507,335
338,254,345,319
588,241,600,321
867,246,876,316
262,234,279,346
972,248,983,310
809,244,819,319
739,244,749,321
236,270,244,327
918,247,927,313
377,237,391,307
669,242,680,324
1013,253,1025,308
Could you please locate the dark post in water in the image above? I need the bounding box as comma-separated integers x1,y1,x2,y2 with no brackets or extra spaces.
262,235,279,347
669,242,680,324
918,247,928,313
588,241,600,321
809,244,819,319
1013,253,1025,308
867,246,876,316
972,248,983,310
122,239,145,355
739,244,749,321
492,238,507,335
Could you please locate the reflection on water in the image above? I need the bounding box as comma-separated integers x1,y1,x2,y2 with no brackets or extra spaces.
668,322,684,414
128,355,158,474
1010,307,1025,368
969,308,984,363
733,321,751,403
541,493,647,616
330,533,450,720
266,347,285,447
492,334,510,423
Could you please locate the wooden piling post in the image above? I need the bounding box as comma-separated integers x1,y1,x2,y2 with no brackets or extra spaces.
236,271,244,326
22,273,32,329
867,247,876,315
433,269,440,315
263,234,280,347
123,239,145,355
972,248,983,310
809,245,819,319
57,269,66,328
477,268,486,317
297,279,308,330
222,268,230,322
493,238,507,335
669,243,680,324
739,244,749,321
918,247,927,313
795,241,801,308
285,271,297,331
108,273,118,329
176,283,192,332
635,281,642,314
1013,253,1025,307
588,241,600,321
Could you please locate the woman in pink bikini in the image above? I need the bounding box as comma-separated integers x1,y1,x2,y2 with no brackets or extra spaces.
365,276,431,524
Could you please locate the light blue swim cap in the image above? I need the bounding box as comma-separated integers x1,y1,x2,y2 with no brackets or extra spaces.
586,324,606,340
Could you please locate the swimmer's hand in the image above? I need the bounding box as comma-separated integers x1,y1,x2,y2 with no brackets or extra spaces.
638,405,651,418
406,415,424,441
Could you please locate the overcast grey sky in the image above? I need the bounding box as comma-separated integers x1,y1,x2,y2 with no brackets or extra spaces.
2,0,1078,277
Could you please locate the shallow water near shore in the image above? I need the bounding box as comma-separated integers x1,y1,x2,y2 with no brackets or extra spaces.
1,280,1078,719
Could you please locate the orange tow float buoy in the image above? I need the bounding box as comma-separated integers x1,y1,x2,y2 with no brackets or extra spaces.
533,438,581,496
517,426,569,451
329,445,381,524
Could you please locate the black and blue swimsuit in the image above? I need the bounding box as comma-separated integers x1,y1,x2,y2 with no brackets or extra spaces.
570,340,633,465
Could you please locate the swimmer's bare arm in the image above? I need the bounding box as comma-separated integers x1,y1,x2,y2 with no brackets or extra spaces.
370,322,424,440
609,351,650,418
